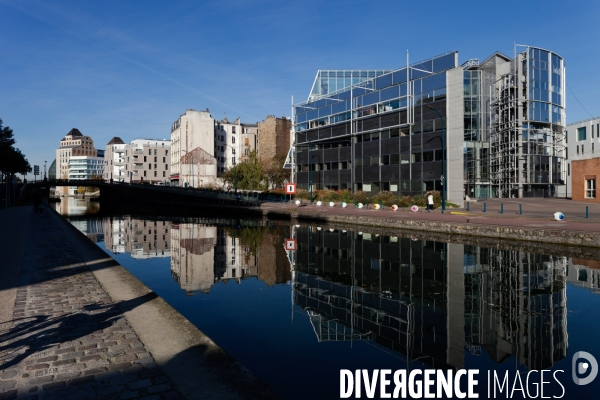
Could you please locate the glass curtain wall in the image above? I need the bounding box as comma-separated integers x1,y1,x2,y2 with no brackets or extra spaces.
294,52,457,195
521,48,566,197
463,70,491,199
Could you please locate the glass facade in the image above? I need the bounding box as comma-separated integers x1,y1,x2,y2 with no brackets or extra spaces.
293,46,566,199
490,46,566,198
294,52,457,195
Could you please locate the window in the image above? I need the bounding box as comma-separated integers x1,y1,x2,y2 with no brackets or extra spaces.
149,149,152,155
163,157,165,162
577,127,587,141
144,171,147,177
163,171,166,177
586,179,596,198
154,171,157,177
154,149,157,155
232,157,236,164
232,136,236,144
154,156,157,162
165,150,168,156
144,156,147,162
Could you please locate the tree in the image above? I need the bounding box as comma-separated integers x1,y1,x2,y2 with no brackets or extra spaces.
222,150,265,190
262,153,289,189
0,118,32,184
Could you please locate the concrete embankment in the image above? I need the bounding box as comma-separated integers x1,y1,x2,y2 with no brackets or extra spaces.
260,202,600,249
0,206,277,400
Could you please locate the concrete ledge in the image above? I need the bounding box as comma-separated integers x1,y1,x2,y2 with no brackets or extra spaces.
262,209,600,248
46,208,277,400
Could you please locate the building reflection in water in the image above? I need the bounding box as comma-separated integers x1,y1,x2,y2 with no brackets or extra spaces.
104,217,171,259
290,225,568,372
103,217,291,295
170,223,290,294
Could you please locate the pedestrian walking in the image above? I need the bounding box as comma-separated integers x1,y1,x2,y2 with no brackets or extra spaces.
427,192,434,211
32,189,42,213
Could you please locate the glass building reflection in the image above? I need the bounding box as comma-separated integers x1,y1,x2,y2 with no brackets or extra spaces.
290,225,567,371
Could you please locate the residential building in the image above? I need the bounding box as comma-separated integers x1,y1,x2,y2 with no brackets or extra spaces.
241,123,258,161
104,137,126,182
562,117,600,201
123,139,170,184
215,117,244,176
292,45,566,202
68,155,104,180
55,128,98,194
169,109,217,188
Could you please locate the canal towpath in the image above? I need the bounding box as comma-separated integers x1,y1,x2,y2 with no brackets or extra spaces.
0,205,277,400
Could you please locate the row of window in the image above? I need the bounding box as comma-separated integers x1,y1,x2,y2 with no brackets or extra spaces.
142,171,167,177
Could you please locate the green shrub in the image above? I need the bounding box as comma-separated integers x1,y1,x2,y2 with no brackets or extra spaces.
371,191,397,207
295,189,310,200
352,191,370,205
413,194,426,207
396,196,413,207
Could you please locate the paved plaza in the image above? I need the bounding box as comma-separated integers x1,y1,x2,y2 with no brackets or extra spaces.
262,197,600,235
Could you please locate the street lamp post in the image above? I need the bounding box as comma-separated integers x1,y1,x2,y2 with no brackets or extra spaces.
426,104,446,213
44,161,47,180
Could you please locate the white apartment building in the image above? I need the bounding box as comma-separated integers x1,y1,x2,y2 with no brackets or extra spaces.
123,139,171,183
214,118,259,175
170,109,217,188
68,156,104,180
104,137,126,182
215,117,243,175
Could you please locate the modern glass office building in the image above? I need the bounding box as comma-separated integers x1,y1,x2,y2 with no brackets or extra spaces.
291,45,566,201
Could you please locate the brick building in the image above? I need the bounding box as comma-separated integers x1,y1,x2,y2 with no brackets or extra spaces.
257,116,291,160
571,158,598,201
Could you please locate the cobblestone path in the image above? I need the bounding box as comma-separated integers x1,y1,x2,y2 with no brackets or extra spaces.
0,211,180,399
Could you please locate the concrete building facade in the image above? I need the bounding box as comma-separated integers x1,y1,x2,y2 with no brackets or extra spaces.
103,137,126,182
170,109,217,188
215,117,244,176
123,139,170,184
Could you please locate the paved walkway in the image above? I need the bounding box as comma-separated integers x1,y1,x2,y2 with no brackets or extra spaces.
0,207,179,399
0,206,276,400
261,197,600,235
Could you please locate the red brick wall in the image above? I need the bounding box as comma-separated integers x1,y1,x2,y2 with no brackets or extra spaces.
572,158,600,202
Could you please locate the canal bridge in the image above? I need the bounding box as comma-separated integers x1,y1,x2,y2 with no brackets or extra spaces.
27,180,284,213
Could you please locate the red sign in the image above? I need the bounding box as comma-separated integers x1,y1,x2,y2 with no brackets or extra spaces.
285,239,297,251
285,183,297,194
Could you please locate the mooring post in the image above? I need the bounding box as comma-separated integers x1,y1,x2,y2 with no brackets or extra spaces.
519,204,522,215
500,203,504,214
483,202,487,213
586,206,589,219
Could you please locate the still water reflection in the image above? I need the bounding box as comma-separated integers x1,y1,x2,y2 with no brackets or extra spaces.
67,215,600,399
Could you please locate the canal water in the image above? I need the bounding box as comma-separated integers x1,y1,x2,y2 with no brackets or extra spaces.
57,206,600,398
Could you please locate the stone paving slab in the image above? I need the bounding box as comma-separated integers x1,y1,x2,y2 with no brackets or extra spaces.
0,208,180,400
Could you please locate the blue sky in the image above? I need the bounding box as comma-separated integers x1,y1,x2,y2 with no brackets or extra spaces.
1,0,599,178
